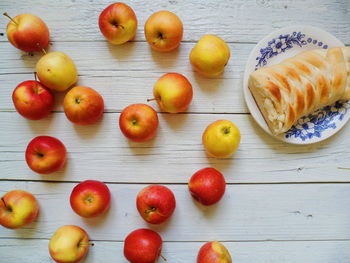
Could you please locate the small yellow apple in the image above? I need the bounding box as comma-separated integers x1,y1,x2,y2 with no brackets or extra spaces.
36,51,78,92
202,120,240,158
190,34,230,77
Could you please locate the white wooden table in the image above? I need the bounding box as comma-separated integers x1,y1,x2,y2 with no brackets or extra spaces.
1,0,350,262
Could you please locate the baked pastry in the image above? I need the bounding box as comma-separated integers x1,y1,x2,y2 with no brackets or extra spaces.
248,46,350,135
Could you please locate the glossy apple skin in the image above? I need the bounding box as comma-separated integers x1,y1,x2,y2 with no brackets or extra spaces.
202,120,241,158
189,168,226,206
197,241,232,263
119,104,159,142
63,86,104,125
12,80,54,120
153,73,193,113
70,180,111,218
0,190,39,229
144,11,183,52
25,136,67,174
5,13,49,52
49,225,90,263
137,185,176,224
99,2,138,45
124,228,162,263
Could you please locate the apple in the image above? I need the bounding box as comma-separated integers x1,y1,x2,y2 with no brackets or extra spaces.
190,35,230,77
0,190,39,229
63,86,104,125
70,180,111,218
119,104,159,142
136,185,176,224
124,228,162,263
149,73,193,113
197,241,232,263
202,120,241,158
144,10,183,52
189,168,226,206
36,51,78,92
25,136,67,174
3,12,49,52
99,2,138,45
12,80,54,120
49,225,92,263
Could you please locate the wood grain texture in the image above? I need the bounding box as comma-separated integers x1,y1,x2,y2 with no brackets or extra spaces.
0,112,349,183
1,181,350,241
0,0,349,44
1,239,350,263
0,41,250,113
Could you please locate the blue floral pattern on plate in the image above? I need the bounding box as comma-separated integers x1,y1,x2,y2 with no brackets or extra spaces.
254,31,348,141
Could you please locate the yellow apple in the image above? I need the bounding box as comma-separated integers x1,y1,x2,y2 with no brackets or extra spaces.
144,10,183,52
202,120,240,158
49,225,92,263
197,241,232,263
36,51,78,92
190,35,230,77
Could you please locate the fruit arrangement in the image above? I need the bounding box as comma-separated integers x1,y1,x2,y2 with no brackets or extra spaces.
0,3,240,263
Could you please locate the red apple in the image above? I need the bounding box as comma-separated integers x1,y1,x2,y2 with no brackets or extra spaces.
144,11,183,52
119,104,159,142
70,180,111,218
12,80,54,120
188,168,226,206
25,136,67,174
98,2,138,45
136,185,176,224
150,73,193,113
124,228,162,263
0,190,39,229
63,86,104,125
49,225,92,263
3,13,49,52
197,241,232,263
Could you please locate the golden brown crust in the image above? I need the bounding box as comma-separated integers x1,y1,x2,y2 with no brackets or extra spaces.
248,46,350,135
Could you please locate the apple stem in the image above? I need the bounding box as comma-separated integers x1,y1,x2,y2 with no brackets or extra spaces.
3,12,18,25
147,98,157,102
1,197,11,212
80,242,94,247
41,48,47,55
34,72,38,81
160,254,167,261
145,206,156,214
338,167,350,170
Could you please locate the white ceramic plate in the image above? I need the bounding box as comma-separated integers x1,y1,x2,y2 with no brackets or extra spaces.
243,26,349,144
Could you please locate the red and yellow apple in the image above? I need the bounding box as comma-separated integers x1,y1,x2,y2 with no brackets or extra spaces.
124,228,162,263
189,168,226,206
136,185,176,224
12,80,54,120
119,104,159,142
98,2,138,45
197,241,232,263
36,51,78,92
70,180,111,218
144,11,183,52
0,190,39,229
63,86,104,125
190,35,230,77
3,12,49,52
49,225,92,263
25,136,67,174
150,73,193,113
202,120,240,158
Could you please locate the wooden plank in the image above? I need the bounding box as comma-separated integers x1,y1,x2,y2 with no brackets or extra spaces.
0,112,349,183
1,239,350,263
0,41,250,113
0,0,349,44
0,182,350,241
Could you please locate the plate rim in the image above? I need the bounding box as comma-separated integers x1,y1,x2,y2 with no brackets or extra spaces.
243,25,347,145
